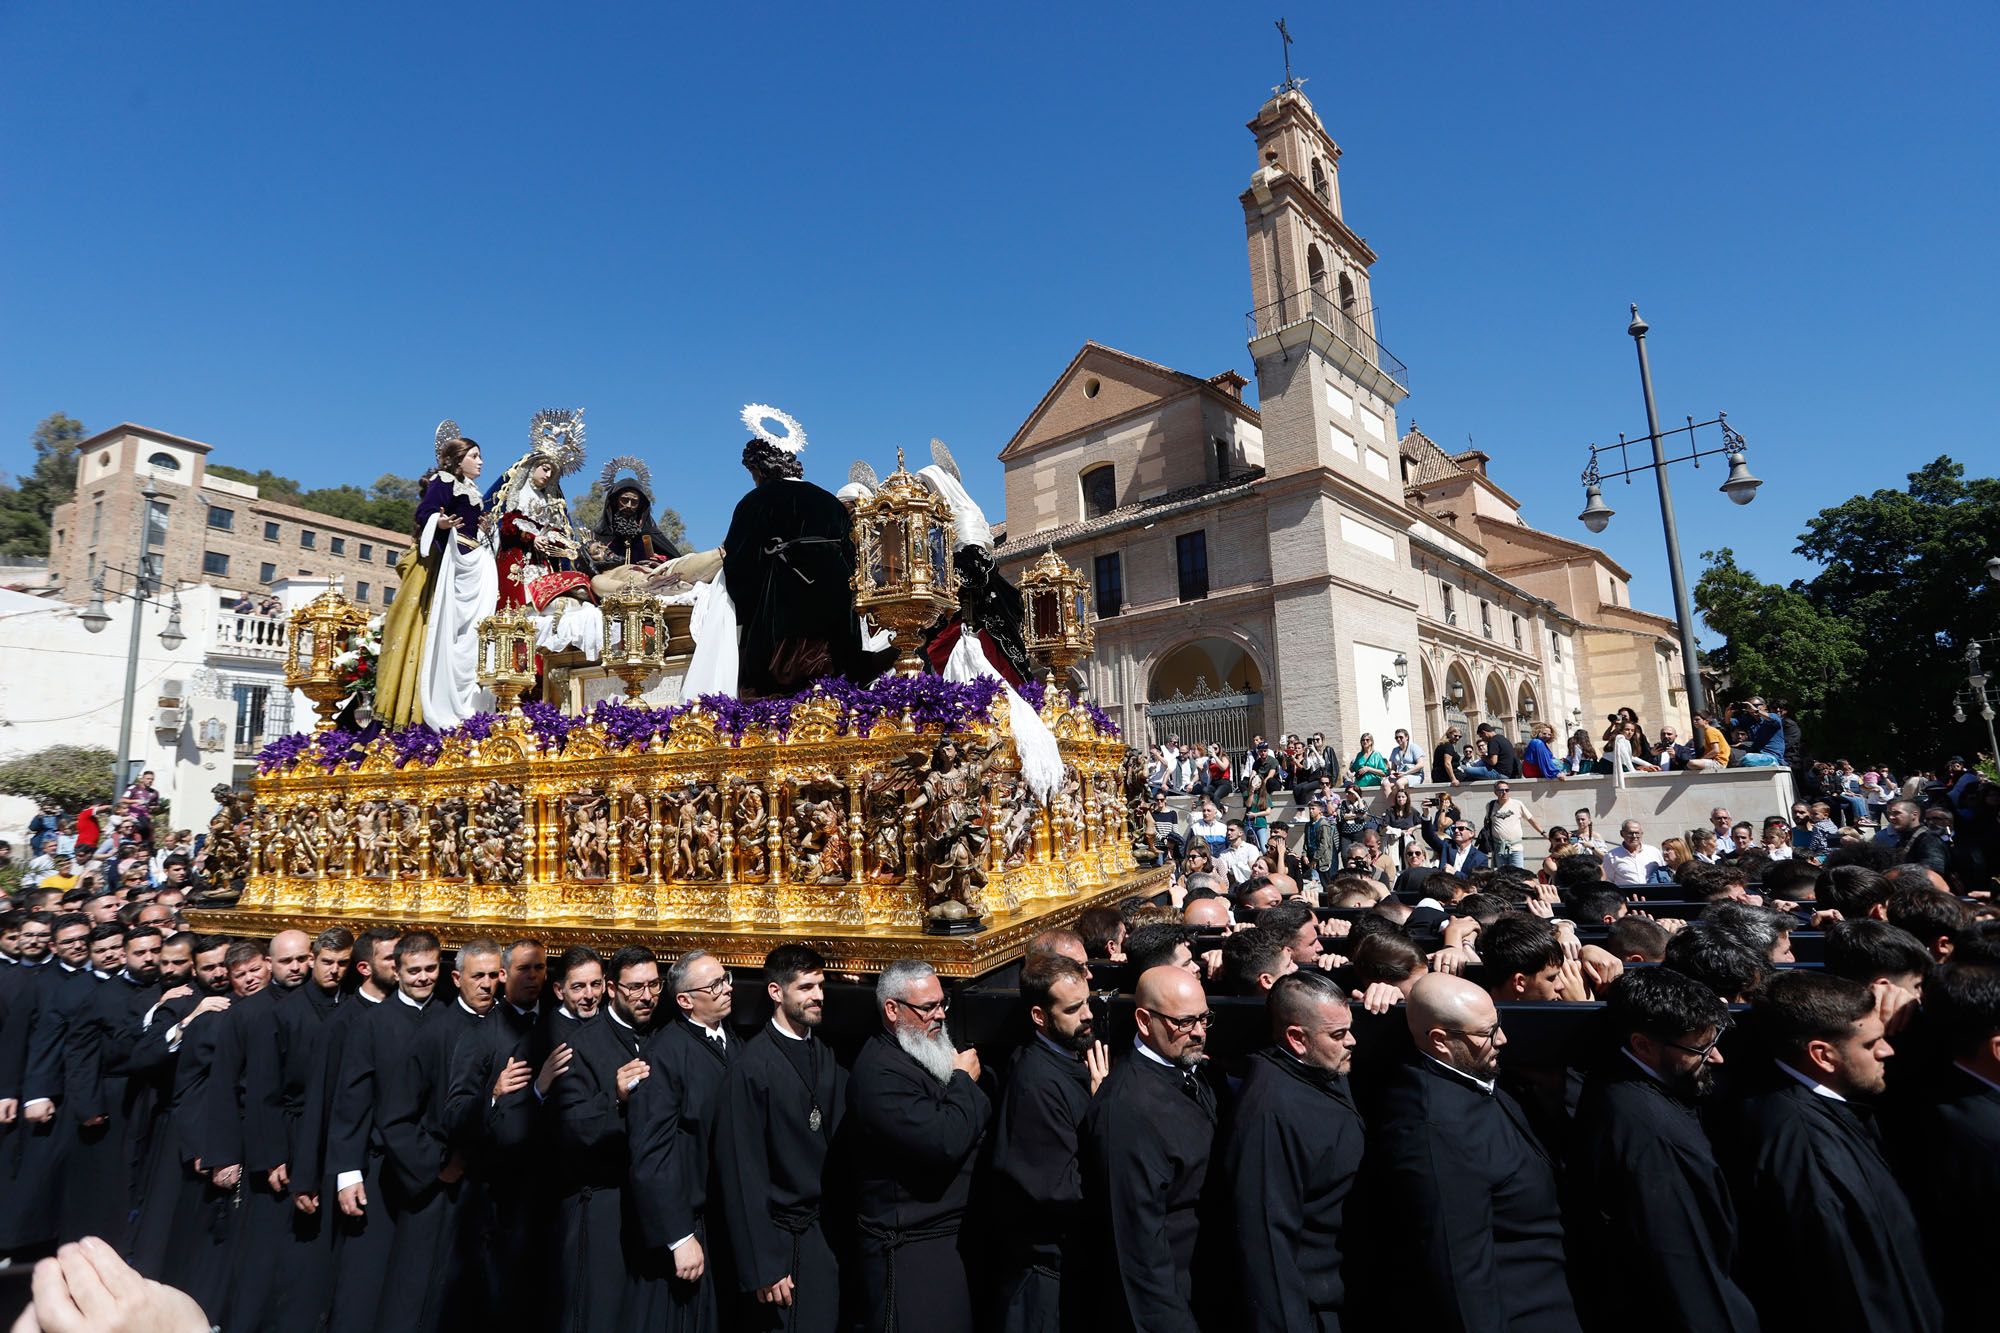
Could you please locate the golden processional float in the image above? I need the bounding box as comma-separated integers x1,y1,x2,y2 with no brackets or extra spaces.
194,456,1162,977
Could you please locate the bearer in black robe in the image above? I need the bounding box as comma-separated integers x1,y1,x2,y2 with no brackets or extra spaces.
326,932,440,1333
844,960,991,1333
547,944,659,1333
371,939,500,1333
1220,971,1366,1333
714,945,847,1333
722,435,872,697
1364,974,1580,1333
625,948,736,1333
199,940,292,1330
60,927,163,1246
6,914,96,1254
235,927,351,1332
1895,962,2000,1331
1077,965,1218,1333
981,955,1105,1333
1566,969,1756,1333
1722,970,1942,1333
440,938,552,1327
132,939,264,1323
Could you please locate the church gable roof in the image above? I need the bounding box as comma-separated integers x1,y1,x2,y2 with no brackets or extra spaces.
999,341,1251,462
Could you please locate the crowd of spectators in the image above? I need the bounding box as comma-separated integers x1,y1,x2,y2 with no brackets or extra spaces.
6,774,224,913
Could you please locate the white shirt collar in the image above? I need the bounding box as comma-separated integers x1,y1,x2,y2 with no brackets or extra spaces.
770,1014,808,1041
457,997,483,1018
1621,1047,1668,1085
359,987,385,1004
1132,1035,1175,1068
693,1019,726,1043
1775,1058,1847,1102
396,989,427,1010
607,1006,635,1031
1423,1051,1496,1095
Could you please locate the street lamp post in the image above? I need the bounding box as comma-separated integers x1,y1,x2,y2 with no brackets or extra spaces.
79,483,186,789
1959,640,2000,765
1576,306,1761,731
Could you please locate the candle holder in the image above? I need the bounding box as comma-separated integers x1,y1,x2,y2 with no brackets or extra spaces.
851,448,959,674
476,607,539,712
284,589,371,730
1019,550,1094,684
601,588,670,700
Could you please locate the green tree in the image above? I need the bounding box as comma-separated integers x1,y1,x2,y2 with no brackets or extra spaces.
1694,549,1864,719
0,413,86,556
0,744,116,808
657,507,688,549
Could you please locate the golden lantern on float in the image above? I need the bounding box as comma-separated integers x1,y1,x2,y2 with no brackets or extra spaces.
1019,549,1095,683
851,448,958,674
284,588,370,730
475,607,539,712
600,588,670,700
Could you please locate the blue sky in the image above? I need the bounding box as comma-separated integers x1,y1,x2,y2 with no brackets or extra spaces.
3,2,1994,633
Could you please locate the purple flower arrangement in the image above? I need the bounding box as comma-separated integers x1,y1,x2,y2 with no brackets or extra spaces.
253,673,1116,775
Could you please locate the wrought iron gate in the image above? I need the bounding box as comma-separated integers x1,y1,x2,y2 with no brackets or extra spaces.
1143,677,1267,757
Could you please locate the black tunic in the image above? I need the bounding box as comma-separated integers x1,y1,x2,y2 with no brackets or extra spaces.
325,994,435,1333
441,1001,551,1326
1364,1055,1580,1333
0,960,38,1247
722,476,868,695
624,1019,734,1333
129,990,236,1321
7,963,98,1251
1896,1064,2000,1332
713,1022,847,1333
1077,1047,1217,1333
1220,1047,1366,1333
981,1036,1091,1333
1566,1057,1756,1333
198,984,290,1333
1724,1074,1942,1333
61,970,163,1247
843,1031,992,1333
548,1008,647,1333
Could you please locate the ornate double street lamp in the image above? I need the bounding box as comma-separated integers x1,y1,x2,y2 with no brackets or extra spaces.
78,482,187,784
475,607,540,713
599,588,672,699
1019,550,1095,686
1954,638,2000,763
1575,307,1761,724
851,449,959,675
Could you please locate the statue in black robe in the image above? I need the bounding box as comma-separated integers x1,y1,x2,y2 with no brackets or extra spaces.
722,439,874,698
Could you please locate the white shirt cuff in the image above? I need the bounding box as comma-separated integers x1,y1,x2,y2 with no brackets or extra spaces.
23,1098,52,1112
336,1170,363,1192
670,1233,695,1251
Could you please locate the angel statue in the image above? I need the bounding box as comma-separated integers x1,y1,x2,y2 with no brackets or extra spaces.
374,420,500,727
587,456,724,598
483,407,604,675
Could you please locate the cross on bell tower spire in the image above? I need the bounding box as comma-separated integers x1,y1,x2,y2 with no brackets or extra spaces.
1274,17,1306,94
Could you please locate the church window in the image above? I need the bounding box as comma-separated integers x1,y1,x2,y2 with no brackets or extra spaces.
1081,466,1117,519
1512,614,1523,649
1311,158,1330,203
91,501,102,543
1481,601,1493,639
1176,531,1209,602
1094,553,1123,618
147,451,180,471
1442,584,1457,623
1307,245,1328,294
1214,438,1230,481
1083,377,1101,399
1339,272,1358,317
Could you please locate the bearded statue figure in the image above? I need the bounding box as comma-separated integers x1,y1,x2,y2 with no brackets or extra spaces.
587,457,724,598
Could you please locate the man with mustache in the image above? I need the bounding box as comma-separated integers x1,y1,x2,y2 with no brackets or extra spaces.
1567,968,1754,1332
985,953,1109,1333
842,959,991,1332
1220,969,1365,1333
1079,964,1217,1333
715,944,846,1333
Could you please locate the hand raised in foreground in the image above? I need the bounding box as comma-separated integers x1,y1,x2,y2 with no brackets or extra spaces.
11,1236,209,1333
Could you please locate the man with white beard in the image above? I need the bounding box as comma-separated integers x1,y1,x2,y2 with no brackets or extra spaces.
840,959,991,1332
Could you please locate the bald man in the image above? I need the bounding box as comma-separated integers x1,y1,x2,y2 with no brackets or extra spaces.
271,930,314,990
1182,896,1231,929
1078,965,1216,1333
1366,975,1578,1331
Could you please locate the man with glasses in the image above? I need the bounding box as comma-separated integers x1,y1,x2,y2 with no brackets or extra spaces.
548,945,659,1333
1605,820,1664,889
1428,814,1489,876
1220,970,1364,1332
1081,964,1217,1333
1369,974,1578,1331
716,944,846,1333
627,950,737,1331
846,959,989,1332
1568,969,1754,1332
